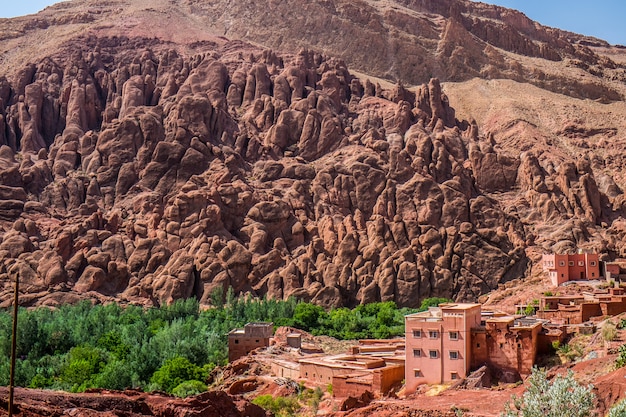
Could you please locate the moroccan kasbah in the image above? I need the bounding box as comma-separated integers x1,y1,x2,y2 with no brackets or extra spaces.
1,0,626,415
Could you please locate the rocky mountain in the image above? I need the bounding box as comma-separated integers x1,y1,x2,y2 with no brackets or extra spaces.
0,0,625,308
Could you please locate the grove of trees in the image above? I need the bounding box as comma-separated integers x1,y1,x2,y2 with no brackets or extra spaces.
0,292,443,394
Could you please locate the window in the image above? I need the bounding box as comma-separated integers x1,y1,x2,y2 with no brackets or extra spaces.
569,261,574,266
449,331,459,340
559,261,565,266
499,343,504,349
255,339,259,343
234,339,239,344
591,261,597,266
414,369,422,377
476,343,481,348
449,351,459,360
413,349,422,358
413,329,422,338
429,330,439,339
429,350,439,359
451,372,459,380
579,261,584,266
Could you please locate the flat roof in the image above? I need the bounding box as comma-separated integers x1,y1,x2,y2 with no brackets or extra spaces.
405,303,481,319
440,303,481,310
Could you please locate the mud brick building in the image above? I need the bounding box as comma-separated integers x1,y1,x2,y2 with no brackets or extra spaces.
405,304,551,393
228,322,273,362
471,316,542,379
405,303,482,392
538,288,626,324
542,252,601,286
299,354,405,397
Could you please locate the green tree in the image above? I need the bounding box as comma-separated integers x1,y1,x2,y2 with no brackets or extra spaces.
150,356,208,393
293,303,325,331
502,368,595,417
418,297,453,311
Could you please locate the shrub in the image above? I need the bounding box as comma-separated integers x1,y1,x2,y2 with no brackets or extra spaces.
252,395,300,417
502,368,595,417
172,380,207,398
603,322,618,342
150,357,208,393
616,344,626,368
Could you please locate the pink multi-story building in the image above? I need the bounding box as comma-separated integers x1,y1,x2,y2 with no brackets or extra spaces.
542,253,600,286
404,303,481,393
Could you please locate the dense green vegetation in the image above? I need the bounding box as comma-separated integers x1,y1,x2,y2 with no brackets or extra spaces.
0,292,448,394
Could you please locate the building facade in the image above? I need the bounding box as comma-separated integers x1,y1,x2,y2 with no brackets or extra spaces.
542,253,600,286
404,303,481,393
228,322,273,362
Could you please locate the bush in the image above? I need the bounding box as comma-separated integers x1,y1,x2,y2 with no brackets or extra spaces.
616,344,626,368
603,322,618,342
502,367,595,417
172,380,207,398
150,357,208,393
252,395,300,417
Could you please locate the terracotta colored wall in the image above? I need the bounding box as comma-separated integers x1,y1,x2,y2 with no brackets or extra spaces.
405,305,481,392
601,298,626,316
300,362,337,385
580,303,603,322
332,377,368,398
607,264,621,278
470,331,488,368
271,362,300,379
228,336,270,362
480,322,540,377
375,364,405,394
537,331,565,354
543,253,600,285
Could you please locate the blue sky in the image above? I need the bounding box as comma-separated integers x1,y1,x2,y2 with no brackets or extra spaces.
1,0,625,45
476,0,626,45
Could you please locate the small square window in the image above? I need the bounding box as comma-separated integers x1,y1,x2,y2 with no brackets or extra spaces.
569,261,575,266
413,349,422,358
476,343,481,348
429,350,439,359
559,261,565,266
451,372,459,380
499,343,504,349
449,351,459,360
413,329,422,338
578,261,584,267
235,339,239,344
591,261,597,266
414,369,422,377
449,331,459,340
256,339,259,343
429,330,439,339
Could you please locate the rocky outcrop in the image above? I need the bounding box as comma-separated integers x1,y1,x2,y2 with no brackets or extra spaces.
0,2,625,309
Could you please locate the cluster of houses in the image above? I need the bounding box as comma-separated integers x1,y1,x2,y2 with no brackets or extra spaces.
227,252,626,398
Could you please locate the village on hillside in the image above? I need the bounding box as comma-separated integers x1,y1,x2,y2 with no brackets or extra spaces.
223,252,626,411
